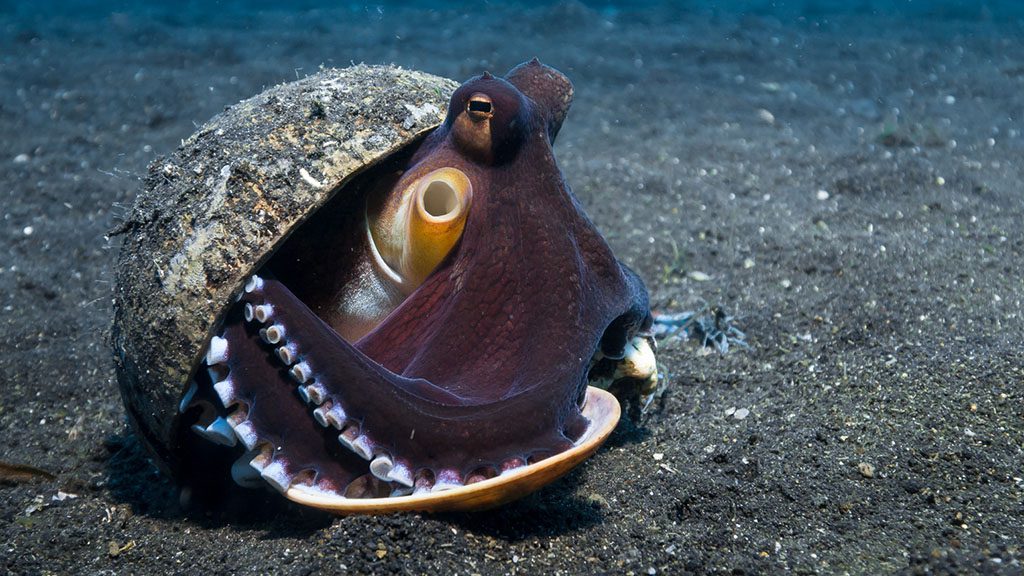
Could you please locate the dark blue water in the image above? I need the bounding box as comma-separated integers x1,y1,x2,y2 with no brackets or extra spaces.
5,0,1024,21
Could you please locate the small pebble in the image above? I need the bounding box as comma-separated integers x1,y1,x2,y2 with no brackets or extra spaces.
13,153,29,163
687,271,711,282
816,189,830,201
935,176,945,186
757,109,775,124
586,493,609,509
743,258,755,269
733,408,750,420
858,462,875,478
22,226,34,236
653,452,664,461
780,279,792,289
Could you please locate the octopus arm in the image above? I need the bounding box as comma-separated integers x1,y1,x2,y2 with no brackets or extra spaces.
214,275,583,495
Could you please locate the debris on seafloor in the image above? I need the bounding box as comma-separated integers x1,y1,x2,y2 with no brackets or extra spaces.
858,462,876,479
0,461,56,485
651,305,748,353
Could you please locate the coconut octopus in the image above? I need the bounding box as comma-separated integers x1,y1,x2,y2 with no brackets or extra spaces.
113,60,660,513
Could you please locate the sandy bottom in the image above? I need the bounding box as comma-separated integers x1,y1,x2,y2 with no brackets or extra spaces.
1,2,1022,574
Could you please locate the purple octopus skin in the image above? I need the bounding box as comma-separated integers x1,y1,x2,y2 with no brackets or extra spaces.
200,60,652,497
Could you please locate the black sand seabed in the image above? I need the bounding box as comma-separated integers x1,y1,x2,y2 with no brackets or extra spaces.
1,2,1022,574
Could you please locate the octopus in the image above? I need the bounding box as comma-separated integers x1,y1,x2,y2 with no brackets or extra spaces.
123,60,658,512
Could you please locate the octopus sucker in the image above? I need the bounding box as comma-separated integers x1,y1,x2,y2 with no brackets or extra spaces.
115,61,659,513
190,416,236,447
204,336,229,365
230,449,266,490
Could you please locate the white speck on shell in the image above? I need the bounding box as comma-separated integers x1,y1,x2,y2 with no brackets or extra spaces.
402,102,441,130
299,167,323,188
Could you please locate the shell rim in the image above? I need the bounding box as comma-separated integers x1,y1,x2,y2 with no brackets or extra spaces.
284,386,621,514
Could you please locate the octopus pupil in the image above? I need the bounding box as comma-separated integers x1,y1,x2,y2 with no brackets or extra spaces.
468,100,492,113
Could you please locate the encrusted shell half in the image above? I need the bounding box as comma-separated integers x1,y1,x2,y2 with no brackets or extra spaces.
111,65,457,474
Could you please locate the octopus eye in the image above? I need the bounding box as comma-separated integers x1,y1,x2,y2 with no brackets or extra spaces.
466,93,493,120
